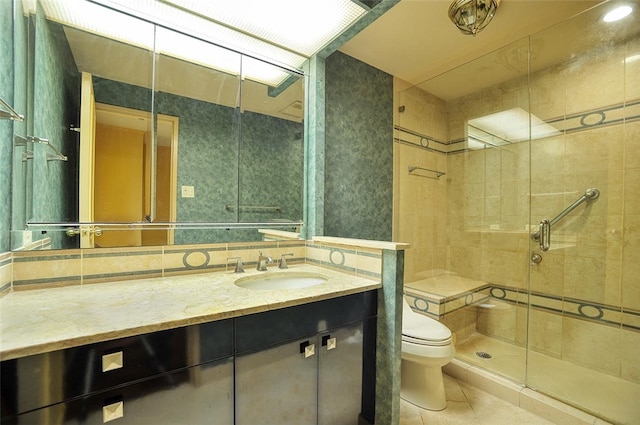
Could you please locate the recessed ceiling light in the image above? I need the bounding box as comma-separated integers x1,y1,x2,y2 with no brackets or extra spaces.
603,5,632,22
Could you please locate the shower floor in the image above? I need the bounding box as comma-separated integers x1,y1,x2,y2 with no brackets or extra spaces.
455,333,640,425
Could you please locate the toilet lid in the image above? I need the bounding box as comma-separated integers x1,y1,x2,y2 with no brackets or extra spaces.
402,297,452,343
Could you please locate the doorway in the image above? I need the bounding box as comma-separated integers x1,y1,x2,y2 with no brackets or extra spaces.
92,103,178,247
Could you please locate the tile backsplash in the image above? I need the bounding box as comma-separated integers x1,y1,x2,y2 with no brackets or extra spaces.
2,239,383,293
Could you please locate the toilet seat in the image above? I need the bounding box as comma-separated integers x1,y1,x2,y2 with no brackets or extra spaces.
402,334,452,346
402,297,453,346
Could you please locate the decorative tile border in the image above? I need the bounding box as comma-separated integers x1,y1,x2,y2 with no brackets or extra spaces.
13,237,52,251
2,239,334,291
163,244,228,276
305,242,382,280
82,248,163,285
12,251,82,289
406,283,640,333
551,99,640,134
0,252,12,295
405,284,490,319
397,98,640,156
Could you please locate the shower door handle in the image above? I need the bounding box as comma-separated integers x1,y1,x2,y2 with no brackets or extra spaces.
539,219,550,251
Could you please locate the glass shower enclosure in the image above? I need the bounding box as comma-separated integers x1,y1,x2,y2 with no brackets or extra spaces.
395,2,639,424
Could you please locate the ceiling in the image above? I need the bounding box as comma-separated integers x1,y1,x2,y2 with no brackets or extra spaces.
340,0,602,96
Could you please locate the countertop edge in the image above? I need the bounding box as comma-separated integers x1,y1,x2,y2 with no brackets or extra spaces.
0,268,381,361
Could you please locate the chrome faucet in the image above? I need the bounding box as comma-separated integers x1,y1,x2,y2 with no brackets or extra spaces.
278,253,294,269
256,251,273,271
227,257,245,273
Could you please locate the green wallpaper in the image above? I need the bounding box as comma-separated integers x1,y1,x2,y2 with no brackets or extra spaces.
93,77,303,245
0,0,14,252
324,51,394,241
31,15,79,249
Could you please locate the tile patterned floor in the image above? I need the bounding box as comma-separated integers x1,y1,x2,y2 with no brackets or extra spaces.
400,374,555,425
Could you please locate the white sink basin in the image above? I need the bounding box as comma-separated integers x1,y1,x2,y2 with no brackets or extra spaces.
234,272,328,290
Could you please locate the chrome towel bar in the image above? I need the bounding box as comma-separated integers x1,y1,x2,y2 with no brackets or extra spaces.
0,97,24,121
225,205,282,212
14,134,68,161
408,165,446,179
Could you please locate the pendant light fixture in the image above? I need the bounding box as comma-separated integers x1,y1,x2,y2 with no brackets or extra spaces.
448,0,501,36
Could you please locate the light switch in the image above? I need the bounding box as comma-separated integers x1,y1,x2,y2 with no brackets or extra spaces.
181,185,195,198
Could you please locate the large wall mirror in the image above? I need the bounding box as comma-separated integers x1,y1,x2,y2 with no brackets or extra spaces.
10,0,305,251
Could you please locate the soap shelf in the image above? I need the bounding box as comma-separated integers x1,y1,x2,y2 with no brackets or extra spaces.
408,165,446,179
14,134,68,162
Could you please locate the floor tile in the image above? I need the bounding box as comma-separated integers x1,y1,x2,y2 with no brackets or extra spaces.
399,374,555,425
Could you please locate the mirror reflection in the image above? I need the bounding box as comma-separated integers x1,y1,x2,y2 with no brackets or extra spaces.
10,0,305,251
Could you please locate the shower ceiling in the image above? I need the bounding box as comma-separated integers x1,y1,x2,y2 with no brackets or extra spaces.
340,0,601,99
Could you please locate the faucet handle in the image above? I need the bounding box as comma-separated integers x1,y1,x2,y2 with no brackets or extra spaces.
279,253,294,269
228,257,244,273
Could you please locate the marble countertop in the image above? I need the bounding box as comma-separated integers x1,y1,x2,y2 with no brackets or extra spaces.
0,264,381,361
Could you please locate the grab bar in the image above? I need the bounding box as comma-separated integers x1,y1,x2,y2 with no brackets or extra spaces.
531,188,599,251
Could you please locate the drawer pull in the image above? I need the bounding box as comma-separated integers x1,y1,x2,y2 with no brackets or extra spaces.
102,351,123,372
323,336,337,351
300,341,315,358
103,401,124,423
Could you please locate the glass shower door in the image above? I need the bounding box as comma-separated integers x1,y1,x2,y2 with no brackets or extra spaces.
526,3,640,424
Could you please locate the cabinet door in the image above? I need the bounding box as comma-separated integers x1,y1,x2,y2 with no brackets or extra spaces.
318,322,364,425
235,338,317,425
8,358,234,425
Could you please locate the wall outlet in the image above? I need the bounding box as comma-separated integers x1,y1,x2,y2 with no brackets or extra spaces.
181,185,195,198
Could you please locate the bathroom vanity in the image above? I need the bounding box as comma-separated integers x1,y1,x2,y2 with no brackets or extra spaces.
0,265,380,425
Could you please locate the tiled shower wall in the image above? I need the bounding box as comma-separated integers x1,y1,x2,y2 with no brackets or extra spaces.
394,35,640,384
393,79,449,283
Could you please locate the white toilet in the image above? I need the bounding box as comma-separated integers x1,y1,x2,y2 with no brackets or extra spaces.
401,296,455,411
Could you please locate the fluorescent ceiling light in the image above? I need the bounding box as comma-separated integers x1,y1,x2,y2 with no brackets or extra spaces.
467,108,561,149
40,0,364,87
603,5,632,22
163,0,366,57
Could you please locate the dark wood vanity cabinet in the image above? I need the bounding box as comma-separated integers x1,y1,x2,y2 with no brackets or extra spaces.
1,291,377,425
1,320,234,424
235,291,378,425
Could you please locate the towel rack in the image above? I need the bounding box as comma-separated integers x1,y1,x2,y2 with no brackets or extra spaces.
225,205,282,212
408,165,446,179
0,97,24,121
14,134,68,161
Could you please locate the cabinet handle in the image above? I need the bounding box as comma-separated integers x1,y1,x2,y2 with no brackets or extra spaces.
102,351,124,372
103,400,124,423
322,335,337,351
300,341,315,358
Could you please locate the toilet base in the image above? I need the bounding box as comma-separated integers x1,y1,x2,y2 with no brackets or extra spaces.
401,358,447,411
